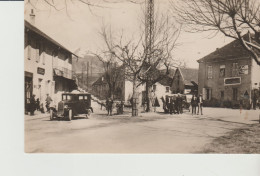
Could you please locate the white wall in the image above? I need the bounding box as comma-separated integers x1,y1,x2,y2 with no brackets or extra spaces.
251,58,260,90
24,33,53,107
152,82,171,112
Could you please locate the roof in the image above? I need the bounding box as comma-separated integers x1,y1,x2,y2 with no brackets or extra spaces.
158,75,172,86
92,75,108,85
178,68,198,85
25,20,78,57
198,34,260,63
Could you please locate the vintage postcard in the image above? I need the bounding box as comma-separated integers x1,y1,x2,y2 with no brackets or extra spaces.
24,0,260,153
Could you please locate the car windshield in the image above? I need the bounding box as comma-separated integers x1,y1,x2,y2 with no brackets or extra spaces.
62,94,72,100
79,95,84,100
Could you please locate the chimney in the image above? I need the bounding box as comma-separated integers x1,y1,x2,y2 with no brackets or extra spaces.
30,9,35,25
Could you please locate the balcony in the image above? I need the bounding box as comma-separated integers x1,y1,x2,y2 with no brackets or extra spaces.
53,67,76,80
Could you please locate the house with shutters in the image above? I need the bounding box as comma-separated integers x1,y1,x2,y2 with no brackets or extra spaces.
197,37,260,108
24,9,78,113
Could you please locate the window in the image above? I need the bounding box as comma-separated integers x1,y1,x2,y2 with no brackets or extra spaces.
153,85,156,91
79,96,84,100
219,65,225,77
166,86,169,93
221,91,224,99
207,65,213,79
239,65,248,75
205,88,212,100
232,88,238,100
232,63,238,76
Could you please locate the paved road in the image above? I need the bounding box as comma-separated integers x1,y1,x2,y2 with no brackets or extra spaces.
25,105,259,153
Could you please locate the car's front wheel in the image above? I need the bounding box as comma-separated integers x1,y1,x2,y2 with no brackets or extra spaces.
68,109,73,121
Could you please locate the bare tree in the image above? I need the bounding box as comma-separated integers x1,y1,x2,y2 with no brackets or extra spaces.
172,0,260,65
25,0,144,12
91,52,123,99
99,12,181,116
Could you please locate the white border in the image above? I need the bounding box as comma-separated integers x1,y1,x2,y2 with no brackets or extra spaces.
0,1,259,176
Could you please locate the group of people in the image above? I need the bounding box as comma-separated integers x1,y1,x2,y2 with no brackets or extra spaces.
191,94,203,115
27,94,53,116
105,98,125,116
164,94,184,114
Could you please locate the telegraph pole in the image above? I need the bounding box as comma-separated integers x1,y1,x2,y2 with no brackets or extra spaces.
87,61,89,91
144,0,155,112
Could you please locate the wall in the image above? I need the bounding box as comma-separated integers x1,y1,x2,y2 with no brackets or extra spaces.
198,57,253,105
24,30,54,107
152,82,171,111
171,69,185,94
251,58,260,90
25,27,74,109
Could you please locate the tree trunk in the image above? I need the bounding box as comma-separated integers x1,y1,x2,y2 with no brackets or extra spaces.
132,77,138,116
145,81,152,112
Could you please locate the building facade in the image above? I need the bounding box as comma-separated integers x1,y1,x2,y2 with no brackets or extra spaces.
197,38,260,108
171,68,198,95
24,13,78,112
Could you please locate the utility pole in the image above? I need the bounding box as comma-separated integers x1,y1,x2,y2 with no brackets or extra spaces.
144,0,155,112
82,64,84,89
145,0,154,62
87,61,89,91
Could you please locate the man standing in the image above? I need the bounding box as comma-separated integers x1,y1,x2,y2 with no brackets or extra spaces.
197,94,203,115
191,95,197,115
177,93,183,114
30,94,36,116
45,94,53,113
106,98,113,116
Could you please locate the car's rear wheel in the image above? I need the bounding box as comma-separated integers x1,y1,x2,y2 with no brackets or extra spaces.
68,109,73,121
50,109,53,121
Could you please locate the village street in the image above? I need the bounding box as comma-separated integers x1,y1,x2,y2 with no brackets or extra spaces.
25,102,260,153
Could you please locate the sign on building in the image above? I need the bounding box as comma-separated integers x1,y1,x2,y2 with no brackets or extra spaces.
224,77,241,86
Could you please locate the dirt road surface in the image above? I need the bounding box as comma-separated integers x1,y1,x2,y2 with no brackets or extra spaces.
25,102,259,153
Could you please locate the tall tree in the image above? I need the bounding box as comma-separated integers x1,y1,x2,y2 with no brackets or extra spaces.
172,0,260,65
99,12,181,116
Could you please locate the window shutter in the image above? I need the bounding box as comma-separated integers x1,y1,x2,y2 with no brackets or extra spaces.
42,45,45,65
202,88,206,100
35,42,40,62
27,39,31,60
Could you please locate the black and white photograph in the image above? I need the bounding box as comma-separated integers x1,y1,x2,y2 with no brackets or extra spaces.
24,0,260,153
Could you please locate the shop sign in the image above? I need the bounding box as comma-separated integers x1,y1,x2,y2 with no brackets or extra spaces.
37,67,45,75
224,77,241,86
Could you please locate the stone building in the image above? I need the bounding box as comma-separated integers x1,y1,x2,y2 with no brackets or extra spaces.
171,67,198,95
24,10,78,112
197,38,260,108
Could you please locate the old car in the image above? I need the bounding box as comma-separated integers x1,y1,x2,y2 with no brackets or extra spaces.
50,92,93,121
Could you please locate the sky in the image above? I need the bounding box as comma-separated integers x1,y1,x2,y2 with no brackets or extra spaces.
24,0,234,69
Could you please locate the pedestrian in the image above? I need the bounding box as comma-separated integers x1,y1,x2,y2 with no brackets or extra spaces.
153,97,160,112
197,94,203,115
177,93,183,114
120,100,124,114
252,95,257,110
169,97,174,114
36,98,40,111
106,98,113,116
29,94,36,116
191,94,197,115
45,94,53,113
